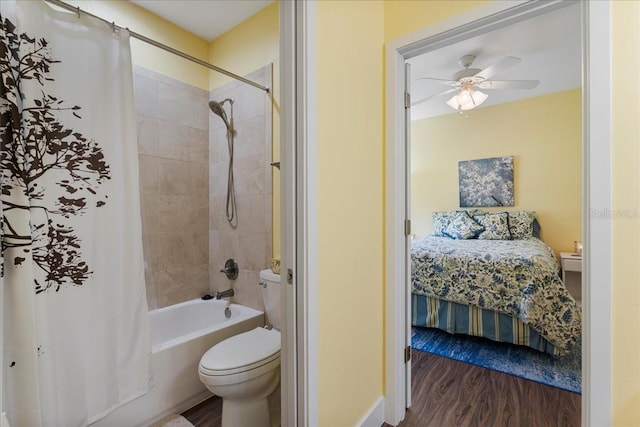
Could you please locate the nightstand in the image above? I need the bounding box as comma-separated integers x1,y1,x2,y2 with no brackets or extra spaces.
560,252,582,306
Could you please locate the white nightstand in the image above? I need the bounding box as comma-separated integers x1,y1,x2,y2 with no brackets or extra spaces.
560,252,582,306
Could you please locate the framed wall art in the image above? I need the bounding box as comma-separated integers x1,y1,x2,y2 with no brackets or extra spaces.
458,156,514,207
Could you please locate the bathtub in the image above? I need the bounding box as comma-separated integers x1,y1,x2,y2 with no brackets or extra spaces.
91,299,264,427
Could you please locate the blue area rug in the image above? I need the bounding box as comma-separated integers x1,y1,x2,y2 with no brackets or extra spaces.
412,327,581,394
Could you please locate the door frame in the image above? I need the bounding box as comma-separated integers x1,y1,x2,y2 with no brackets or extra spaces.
384,1,611,425
280,1,318,426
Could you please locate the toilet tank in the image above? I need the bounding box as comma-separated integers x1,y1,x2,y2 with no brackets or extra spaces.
259,269,281,330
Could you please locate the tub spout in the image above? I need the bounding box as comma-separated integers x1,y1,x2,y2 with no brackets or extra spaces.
215,289,234,299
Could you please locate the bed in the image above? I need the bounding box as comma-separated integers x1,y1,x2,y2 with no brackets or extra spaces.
411,210,582,356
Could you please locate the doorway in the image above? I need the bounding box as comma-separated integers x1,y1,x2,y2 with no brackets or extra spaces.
384,1,612,425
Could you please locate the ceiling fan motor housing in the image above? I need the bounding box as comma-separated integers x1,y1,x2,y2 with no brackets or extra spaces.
452,68,483,83
453,54,484,83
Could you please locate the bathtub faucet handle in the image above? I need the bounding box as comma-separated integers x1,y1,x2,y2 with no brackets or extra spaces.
220,259,239,280
215,288,234,299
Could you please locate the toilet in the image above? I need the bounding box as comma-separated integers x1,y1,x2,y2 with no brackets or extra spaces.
198,269,281,427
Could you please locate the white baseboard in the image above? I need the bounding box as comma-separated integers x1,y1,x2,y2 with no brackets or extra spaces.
357,396,385,427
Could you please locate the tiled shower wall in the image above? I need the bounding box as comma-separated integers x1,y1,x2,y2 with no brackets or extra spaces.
133,66,210,310
209,65,273,312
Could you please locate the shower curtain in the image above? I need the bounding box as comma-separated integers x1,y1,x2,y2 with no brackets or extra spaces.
0,1,151,426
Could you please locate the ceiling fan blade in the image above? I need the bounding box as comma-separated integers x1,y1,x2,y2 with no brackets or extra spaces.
416,77,459,86
411,87,459,107
474,56,521,81
477,80,540,90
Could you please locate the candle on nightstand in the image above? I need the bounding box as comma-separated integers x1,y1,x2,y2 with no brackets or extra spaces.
573,241,582,256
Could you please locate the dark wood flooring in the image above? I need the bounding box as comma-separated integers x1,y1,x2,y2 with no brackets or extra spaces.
385,349,581,427
181,395,222,427
182,349,581,427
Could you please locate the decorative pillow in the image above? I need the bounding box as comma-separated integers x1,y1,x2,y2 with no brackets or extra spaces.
532,218,541,238
474,212,511,240
431,211,457,237
508,211,536,239
444,211,484,239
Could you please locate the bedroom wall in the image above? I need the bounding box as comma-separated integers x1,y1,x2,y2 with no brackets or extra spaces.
411,89,582,256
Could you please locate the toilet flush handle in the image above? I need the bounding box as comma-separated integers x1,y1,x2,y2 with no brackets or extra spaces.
258,280,267,288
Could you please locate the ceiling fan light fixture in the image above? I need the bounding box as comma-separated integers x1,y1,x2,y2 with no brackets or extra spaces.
446,88,488,111
470,89,488,107
457,89,472,105
446,94,462,110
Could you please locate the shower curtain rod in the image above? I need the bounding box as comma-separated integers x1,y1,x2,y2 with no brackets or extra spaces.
44,0,270,94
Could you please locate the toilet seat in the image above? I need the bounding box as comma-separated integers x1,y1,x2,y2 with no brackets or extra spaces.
199,327,281,377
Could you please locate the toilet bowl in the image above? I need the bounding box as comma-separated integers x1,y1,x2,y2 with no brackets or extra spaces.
198,269,281,427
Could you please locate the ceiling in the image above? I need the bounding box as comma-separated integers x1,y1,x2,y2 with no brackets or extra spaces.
129,0,273,41
128,1,581,120
408,2,582,120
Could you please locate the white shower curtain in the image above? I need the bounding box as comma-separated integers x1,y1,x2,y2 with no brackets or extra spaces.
0,1,151,425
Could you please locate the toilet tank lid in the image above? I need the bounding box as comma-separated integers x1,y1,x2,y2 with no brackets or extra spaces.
260,269,280,283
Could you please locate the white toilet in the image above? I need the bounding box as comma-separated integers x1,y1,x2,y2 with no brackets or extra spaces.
198,269,281,427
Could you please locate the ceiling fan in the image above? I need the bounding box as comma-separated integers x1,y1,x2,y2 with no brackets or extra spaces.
412,54,540,111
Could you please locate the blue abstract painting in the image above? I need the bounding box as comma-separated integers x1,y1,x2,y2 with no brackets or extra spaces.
459,156,514,207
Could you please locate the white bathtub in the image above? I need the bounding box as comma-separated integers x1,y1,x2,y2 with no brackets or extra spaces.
91,299,264,427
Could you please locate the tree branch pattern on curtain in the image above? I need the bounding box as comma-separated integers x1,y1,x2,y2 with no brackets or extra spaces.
1,2,150,424
1,16,111,293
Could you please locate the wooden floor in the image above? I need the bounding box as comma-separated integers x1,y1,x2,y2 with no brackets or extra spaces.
385,349,581,427
182,350,581,427
181,395,222,427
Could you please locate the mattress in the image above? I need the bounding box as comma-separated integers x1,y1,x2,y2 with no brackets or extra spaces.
411,236,581,353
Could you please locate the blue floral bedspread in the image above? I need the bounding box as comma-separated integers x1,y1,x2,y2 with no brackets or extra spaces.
411,236,582,351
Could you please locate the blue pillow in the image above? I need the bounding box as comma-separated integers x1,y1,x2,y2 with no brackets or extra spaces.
431,211,457,237
445,211,484,239
508,211,536,239
474,212,512,240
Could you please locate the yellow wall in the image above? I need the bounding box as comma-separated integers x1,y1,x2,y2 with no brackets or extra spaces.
316,1,385,424
411,90,582,256
382,1,640,425
384,0,490,41
68,0,209,90
208,2,281,257
208,2,278,90
611,1,640,425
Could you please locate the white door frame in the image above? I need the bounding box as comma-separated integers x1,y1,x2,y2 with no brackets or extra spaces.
384,1,611,425
280,1,318,426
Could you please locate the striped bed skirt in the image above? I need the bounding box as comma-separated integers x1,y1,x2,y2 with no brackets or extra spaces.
412,293,560,355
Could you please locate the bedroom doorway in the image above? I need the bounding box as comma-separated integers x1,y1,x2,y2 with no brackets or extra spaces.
385,1,612,425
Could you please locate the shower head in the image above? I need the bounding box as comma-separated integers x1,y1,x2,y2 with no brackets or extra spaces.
209,99,233,129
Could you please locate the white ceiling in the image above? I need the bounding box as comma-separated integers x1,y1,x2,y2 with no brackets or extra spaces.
129,0,273,41
128,1,581,119
408,2,582,120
